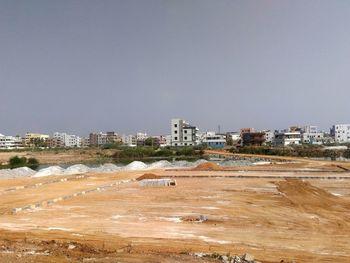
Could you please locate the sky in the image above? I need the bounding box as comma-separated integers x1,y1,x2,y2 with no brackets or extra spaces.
1,0,349,136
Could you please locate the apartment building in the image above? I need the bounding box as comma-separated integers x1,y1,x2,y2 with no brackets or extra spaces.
331,124,350,143
89,132,108,147
171,118,198,146
273,131,301,146
301,126,324,145
121,134,137,147
241,132,266,146
0,134,23,149
202,132,226,148
53,132,81,147
24,133,50,147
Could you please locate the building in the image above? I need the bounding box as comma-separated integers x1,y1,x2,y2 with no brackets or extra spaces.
241,132,266,147
53,132,81,148
136,132,148,146
225,132,240,146
121,134,137,147
81,137,90,148
202,132,226,148
301,126,324,145
273,131,301,146
331,124,350,143
106,132,122,144
89,132,108,147
0,134,23,149
171,118,198,146
24,133,50,147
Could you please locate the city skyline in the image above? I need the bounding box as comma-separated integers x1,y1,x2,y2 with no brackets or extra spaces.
1,1,350,135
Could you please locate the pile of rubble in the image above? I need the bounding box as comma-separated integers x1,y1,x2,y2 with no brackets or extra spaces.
193,252,260,263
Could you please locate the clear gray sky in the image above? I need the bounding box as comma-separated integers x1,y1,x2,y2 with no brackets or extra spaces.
1,0,349,136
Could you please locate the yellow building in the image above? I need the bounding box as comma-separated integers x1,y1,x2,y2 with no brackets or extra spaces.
24,133,50,147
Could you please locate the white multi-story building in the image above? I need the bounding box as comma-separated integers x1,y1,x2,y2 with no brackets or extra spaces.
53,132,81,148
0,134,23,149
201,132,226,148
121,134,137,147
301,126,324,145
273,131,301,146
331,124,350,143
171,118,198,146
136,132,148,141
263,130,275,144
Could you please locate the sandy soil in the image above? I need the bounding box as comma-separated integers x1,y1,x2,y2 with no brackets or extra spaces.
0,154,349,262
0,149,115,165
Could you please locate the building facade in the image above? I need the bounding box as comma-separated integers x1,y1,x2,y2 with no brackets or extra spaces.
331,124,350,143
171,118,198,147
202,132,226,148
273,131,301,146
301,126,324,145
53,132,81,147
24,133,50,147
0,134,23,149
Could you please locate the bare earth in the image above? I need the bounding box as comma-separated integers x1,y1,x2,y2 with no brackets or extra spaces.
0,153,349,262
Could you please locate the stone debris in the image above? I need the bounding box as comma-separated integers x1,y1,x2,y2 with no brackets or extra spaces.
192,252,260,263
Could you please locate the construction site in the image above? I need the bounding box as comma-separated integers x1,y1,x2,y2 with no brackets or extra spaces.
0,151,349,263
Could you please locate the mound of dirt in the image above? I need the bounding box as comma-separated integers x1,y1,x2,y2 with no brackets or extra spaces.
275,179,350,211
136,173,160,181
192,162,222,171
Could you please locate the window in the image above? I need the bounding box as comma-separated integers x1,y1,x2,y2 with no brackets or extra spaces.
184,143,187,146
184,136,187,140
174,124,177,128
184,130,187,134
174,137,178,140
174,130,178,134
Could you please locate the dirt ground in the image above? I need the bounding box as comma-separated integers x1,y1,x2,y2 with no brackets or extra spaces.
0,149,115,165
0,154,349,262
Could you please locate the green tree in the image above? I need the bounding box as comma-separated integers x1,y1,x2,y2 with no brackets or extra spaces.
9,156,27,169
27,158,40,170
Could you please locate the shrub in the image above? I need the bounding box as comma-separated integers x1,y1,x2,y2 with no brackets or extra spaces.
27,158,40,170
9,156,27,169
8,156,40,170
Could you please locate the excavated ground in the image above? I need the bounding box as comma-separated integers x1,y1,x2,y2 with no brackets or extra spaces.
0,158,349,262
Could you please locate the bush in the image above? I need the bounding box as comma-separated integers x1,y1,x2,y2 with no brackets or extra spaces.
27,158,40,170
9,156,27,169
8,156,40,170
343,149,350,159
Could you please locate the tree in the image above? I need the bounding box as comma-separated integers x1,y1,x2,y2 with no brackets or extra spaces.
144,137,159,147
8,156,40,170
9,156,27,169
344,149,350,159
27,158,40,170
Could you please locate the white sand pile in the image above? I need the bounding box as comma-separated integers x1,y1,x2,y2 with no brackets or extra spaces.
12,167,36,177
147,160,172,169
92,163,120,173
0,167,36,179
100,163,120,172
64,164,90,175
172,159,208,168
33,166,65,177
124,161,147,171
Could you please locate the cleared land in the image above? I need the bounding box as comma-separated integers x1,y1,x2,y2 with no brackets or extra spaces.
0,155,349,262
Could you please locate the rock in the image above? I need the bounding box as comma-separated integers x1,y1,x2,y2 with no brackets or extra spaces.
233,256,241,263
222,255,229,263
243,253,255,262
68,244,76,250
